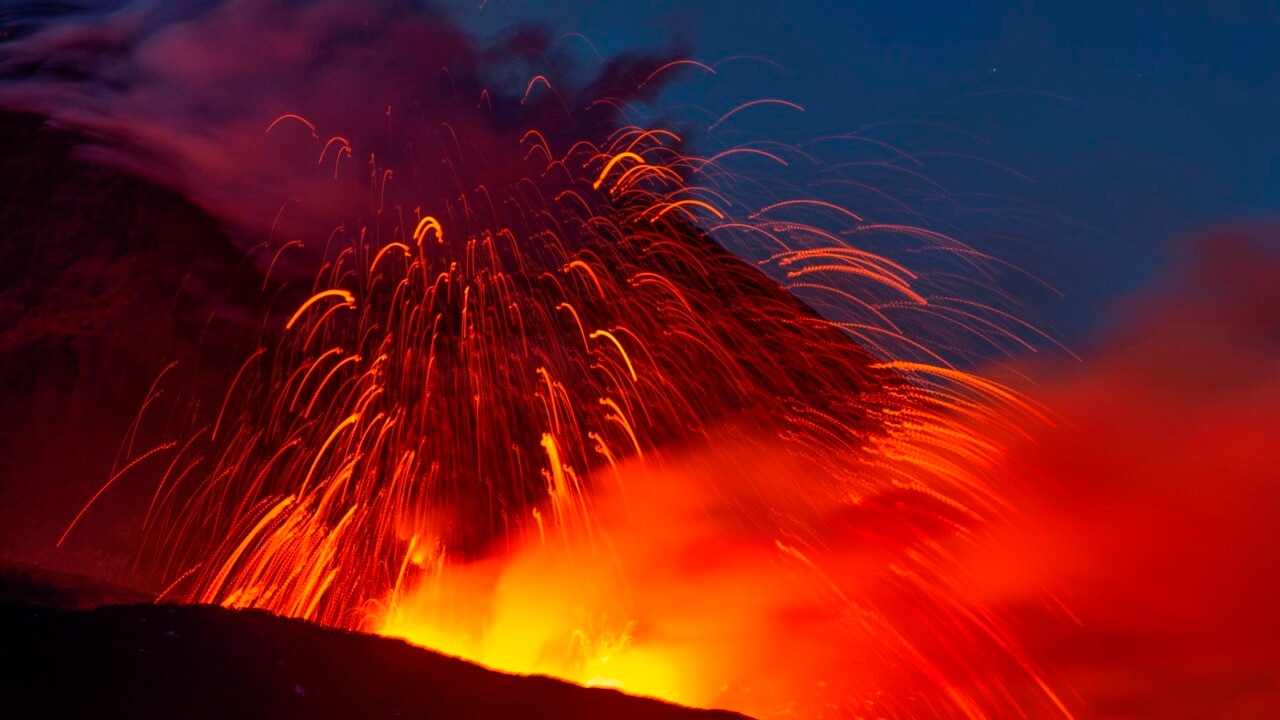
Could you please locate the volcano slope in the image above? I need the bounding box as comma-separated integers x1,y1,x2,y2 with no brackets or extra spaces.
0,578,750,720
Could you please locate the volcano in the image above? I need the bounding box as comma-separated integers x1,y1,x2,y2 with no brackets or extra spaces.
0,95,1063,716
0,2,1073,716
0,108,774,719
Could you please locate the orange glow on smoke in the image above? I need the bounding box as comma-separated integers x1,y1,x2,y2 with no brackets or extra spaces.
371,426,1071,718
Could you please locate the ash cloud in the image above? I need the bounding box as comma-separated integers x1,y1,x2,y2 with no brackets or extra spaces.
0,0,673,271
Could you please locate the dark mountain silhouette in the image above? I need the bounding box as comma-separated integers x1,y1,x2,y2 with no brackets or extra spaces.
0,565,751,720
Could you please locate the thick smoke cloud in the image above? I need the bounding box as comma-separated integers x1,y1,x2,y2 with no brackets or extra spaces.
0,0,671,271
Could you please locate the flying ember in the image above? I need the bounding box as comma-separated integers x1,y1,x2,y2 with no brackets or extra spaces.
137,124,1066,719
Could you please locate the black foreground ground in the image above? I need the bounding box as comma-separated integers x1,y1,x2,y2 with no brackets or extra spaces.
0,568,751,720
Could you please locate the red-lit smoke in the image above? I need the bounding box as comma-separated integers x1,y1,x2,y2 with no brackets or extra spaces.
987,230,1280,718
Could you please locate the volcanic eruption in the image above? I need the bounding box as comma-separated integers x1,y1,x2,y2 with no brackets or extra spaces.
0,2,1085,718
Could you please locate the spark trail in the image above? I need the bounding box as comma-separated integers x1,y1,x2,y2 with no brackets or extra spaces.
139,121,1067,718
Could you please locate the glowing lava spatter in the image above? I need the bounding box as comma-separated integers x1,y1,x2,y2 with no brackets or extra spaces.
83,72,1068,719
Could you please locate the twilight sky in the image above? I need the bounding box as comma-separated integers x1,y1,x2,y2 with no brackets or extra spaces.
444,0,1280,346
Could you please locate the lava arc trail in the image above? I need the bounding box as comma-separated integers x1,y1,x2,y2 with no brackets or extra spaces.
136,126,1066,718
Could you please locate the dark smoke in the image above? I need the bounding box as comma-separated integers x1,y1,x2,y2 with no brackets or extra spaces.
0,0,676,269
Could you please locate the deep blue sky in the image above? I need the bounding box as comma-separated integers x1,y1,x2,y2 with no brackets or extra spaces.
447,0,1280,346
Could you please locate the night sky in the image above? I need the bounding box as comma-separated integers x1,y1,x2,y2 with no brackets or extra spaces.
451,0,1280,345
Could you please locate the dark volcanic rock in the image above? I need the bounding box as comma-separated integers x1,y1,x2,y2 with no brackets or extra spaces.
0,110,274,583
0,561,152,610
0,601,753,720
